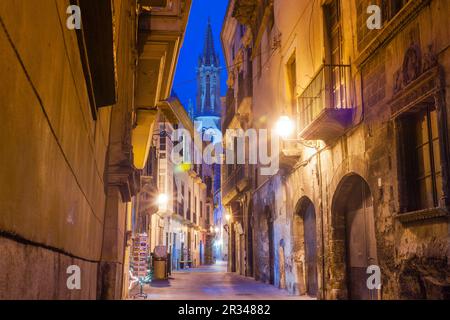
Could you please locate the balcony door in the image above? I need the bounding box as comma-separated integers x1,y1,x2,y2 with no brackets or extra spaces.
324,0,345,109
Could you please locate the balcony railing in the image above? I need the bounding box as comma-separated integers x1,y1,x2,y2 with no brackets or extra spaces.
298,64,353,141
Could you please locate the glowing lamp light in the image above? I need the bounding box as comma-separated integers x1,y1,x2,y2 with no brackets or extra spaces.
157,193,169,206
225,214,231,221
275,115,295,139
214,227,220,233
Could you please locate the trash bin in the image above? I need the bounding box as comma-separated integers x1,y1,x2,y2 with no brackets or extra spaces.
152,245,168,280
153,257,167,280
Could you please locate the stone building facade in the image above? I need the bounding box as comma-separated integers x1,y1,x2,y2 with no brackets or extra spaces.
221,0,255,276
132,97,215,274
223,0,450,299
0,0,190,299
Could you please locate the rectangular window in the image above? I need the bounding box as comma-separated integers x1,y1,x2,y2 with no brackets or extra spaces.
200,201,203,218
286,54,297,114
324,0,347,109
188,191,191,213
194,196,198,223
401,105,442,211
74,0,116,119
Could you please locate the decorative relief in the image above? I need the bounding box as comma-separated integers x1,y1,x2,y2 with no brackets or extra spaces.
402,44,422,86
392,43,438,96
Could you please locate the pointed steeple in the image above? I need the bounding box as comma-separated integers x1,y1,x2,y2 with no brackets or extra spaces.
196,18,221,119
201,17,219,66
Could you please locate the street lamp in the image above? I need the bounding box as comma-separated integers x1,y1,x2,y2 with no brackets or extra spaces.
275,115,318,149
275,115,295,139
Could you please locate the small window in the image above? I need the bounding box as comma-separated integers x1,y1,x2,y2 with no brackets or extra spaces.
200,201,203,218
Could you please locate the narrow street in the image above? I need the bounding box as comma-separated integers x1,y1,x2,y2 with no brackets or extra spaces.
130,262,311,300
1,0,450,303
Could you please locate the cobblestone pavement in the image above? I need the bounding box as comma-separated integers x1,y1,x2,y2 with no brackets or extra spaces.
130,261,314,300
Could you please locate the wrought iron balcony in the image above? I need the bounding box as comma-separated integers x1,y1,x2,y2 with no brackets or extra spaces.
298,64,353,142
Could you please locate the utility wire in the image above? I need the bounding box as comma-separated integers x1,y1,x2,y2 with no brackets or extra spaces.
173,45,277,88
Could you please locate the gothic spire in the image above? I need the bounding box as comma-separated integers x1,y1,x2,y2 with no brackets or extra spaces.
202,18,219,66
196,18,221,119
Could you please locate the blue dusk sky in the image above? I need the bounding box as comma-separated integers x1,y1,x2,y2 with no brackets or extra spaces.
172,0,229,112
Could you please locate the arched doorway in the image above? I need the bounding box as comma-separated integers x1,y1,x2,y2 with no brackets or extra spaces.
264,206,275,285
293,197,318,296
331,174,378,300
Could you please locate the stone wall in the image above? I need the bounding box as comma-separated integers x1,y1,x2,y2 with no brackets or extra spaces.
250,0,450,299
0,0,137,299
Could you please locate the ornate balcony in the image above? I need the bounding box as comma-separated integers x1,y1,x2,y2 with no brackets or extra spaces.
298,64,353,142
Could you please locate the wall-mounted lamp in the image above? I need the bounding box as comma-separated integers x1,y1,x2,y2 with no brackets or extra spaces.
275,115,295,139
156,193,169,206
